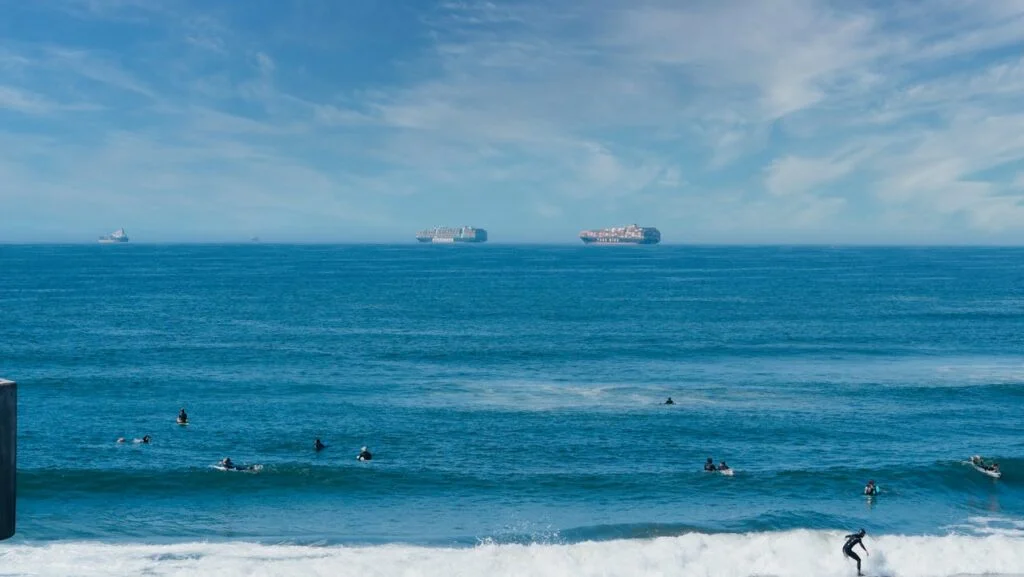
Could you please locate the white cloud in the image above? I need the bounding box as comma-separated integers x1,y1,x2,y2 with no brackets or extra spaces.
5,0,1024,241
255,52,275,76
764,153,863,197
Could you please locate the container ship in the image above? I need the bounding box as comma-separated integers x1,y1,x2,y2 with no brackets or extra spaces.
97,228,129,243
579,224,660,244
416,226,488,243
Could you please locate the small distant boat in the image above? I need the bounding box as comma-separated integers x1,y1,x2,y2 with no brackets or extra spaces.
98,228,129,243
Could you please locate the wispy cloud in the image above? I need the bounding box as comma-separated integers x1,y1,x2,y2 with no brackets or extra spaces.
2,0,1024,242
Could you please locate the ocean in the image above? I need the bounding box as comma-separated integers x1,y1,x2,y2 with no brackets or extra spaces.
1,244,1022,576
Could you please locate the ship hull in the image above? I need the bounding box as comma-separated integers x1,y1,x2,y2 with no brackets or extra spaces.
579,224,660,245
580,237,659,245
417,238,485,243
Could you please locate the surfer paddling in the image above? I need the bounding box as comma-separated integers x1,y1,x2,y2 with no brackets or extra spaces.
842,529,868,576
970,455,1000,475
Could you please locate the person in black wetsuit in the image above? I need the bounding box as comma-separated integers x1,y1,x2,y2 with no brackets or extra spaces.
357,446,372,461
664,397,675,405
314,438,326,451
843,529,868,576
704,457,717,472
178,408,188,424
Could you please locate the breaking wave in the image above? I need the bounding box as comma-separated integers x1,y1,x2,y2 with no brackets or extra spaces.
3,530,1024,577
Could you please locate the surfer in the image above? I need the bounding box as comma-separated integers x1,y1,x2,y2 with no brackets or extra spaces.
142,435,151,444
704,457,717,472
664,397,675,405
357,446,373,461
314,438,326,451
972,456,1000,473
177,408,188,424
863,480,877,496
842,529,868,576
116,437,125,443
220,457,235,470
718,461,730,472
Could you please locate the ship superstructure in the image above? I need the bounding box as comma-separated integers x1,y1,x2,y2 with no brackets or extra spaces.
579,224,660,244
416,226,488,243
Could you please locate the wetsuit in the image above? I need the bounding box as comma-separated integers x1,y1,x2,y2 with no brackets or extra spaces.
178,411,187,423
704,462,717,472
314,441,325,451
358,450,372,461
665,398,674,405
843,533,867,575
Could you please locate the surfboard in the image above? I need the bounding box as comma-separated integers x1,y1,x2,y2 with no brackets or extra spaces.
212,463,263,473
176,421,188,426
719,469,734,476
970,462,1001,478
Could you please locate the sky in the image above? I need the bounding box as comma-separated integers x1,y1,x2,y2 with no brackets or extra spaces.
3,0,1024,243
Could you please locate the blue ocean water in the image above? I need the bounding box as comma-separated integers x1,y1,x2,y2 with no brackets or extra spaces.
1,245,1023,576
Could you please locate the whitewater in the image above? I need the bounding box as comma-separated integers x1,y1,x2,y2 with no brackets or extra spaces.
4,532,1024,576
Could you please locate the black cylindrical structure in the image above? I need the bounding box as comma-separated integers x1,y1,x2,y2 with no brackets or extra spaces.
0,378,15,541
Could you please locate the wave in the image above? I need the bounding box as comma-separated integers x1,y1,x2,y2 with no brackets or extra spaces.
19,457,1023,500
3,531,1024,577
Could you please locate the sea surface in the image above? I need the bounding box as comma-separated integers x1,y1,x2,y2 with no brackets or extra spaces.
1,244,1023,576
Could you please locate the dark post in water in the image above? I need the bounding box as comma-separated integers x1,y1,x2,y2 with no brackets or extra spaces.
0,378,15,541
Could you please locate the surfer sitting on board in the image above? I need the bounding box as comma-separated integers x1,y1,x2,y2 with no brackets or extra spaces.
718,461,730,472
704,457,717,472
178,408,188,424
842,529,868,576
664,397,675,405
357,446,373,461
314,438,326,451
864,480,878,496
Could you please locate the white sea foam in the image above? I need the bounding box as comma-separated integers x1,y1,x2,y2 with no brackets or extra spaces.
3,531,1024,577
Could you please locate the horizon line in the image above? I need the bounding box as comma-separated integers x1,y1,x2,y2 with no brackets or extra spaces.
4,241,1024,248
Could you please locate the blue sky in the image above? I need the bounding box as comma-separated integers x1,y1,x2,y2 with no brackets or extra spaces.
3,0,1024,243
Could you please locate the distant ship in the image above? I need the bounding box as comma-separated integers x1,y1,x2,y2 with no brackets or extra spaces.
416,226,488,243
579,224,660,245
98,228,129,243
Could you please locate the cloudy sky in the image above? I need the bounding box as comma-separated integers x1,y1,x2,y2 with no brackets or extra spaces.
3,0,1024,243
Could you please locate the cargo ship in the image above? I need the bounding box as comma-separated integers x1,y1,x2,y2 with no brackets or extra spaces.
97,228,129,243
579,224,660,244
416,226,488,243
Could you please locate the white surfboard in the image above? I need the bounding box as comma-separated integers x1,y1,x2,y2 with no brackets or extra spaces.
970,462,1001,478
212,463,263,473
176,421,189,426
719,468,734,476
